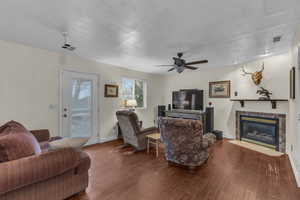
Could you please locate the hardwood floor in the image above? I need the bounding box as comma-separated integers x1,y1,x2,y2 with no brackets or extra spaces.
69,139,300,200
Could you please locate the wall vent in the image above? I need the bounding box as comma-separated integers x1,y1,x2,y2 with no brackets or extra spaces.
273,36,282,43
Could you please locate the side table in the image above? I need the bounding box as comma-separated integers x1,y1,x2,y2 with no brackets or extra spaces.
146,133,161,157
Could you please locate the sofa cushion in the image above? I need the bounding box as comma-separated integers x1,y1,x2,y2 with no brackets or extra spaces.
0,121,41,162
49,137,89,150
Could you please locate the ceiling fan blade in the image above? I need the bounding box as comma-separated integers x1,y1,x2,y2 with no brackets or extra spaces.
156,65,174,67
185,65,198,70
168,68,176,72
185,60,208,65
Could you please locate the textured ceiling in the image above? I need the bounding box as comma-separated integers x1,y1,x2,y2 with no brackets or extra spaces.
0,0,299,73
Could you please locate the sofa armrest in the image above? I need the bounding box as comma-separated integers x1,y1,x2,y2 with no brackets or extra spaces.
30,129,50,143
139,127,159,135
76,151,91,175
0,148,82,195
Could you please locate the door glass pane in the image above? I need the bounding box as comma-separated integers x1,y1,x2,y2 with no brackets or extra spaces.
70,79,92,137
134,80,144,108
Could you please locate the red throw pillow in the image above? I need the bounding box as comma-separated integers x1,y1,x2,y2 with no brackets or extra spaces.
0,121,41,162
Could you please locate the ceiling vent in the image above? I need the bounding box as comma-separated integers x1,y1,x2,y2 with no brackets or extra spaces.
273,36,282,43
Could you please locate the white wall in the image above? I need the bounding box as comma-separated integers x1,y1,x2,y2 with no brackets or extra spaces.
0,40,164,141
289,24,300,186
160,53,291,141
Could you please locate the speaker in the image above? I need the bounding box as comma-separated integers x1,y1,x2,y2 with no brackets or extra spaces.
158,105,166,117
205,107,214,133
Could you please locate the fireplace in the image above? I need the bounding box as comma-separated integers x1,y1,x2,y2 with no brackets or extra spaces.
240,115,279,150
236,111,286,153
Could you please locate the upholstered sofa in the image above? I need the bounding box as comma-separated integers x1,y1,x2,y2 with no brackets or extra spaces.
158,117,216,168
116,110,158,151
0,121,91,200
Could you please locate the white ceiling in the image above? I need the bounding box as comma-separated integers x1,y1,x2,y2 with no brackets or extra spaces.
0,0,299,73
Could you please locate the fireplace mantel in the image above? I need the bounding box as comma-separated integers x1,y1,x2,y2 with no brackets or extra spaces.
230,99,288,109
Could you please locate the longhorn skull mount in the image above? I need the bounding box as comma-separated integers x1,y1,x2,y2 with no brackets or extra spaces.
242,63,265,85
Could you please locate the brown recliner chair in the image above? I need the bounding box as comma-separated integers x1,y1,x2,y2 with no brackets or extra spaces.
116,110,158,151
0,128,91,200
158,117,216,168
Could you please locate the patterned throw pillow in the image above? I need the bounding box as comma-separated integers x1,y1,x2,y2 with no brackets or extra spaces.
0,121,41,162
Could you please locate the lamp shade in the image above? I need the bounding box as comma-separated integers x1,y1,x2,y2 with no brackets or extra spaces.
125,99,137,107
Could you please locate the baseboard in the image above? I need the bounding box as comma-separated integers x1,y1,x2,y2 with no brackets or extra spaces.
99,136,118,143
288,153,300,187
85,137,99,146
223,133,234,139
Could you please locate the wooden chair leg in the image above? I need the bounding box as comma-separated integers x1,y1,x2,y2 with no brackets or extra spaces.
156,141,159,157
147,138,150,154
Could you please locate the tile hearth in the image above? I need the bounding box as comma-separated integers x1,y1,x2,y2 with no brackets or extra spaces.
229,140,284,157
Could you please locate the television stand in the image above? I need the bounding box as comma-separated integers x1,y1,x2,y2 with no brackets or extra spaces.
165,109,207,133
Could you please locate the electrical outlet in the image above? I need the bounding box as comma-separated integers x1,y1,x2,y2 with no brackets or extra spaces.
49,104,57,110
291,145,294,152
234,91,238,96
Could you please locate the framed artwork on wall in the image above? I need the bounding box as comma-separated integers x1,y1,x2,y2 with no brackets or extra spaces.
104,84,119,97
290,67,295,99
209,80,231,98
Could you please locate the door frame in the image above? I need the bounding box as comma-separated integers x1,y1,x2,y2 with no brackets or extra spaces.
59,68,100,144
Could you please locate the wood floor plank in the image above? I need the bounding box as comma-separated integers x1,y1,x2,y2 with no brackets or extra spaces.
68,139,300,200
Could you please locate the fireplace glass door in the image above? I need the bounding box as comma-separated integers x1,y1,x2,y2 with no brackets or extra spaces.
240,116,279,150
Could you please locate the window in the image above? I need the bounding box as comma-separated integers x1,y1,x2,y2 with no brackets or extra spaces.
122,78,147,108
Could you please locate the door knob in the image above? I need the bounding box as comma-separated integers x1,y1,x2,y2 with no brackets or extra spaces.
63,114,67,118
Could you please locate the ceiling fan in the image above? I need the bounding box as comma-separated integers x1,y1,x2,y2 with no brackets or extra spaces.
157,52,208,73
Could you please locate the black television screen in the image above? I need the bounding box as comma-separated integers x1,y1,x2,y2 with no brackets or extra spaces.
172,89,203,111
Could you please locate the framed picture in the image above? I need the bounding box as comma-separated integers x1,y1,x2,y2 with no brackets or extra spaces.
104,84,119,97
209,80,231,98
290,67,295,99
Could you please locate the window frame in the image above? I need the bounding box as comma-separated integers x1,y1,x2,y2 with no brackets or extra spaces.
121,77,147,109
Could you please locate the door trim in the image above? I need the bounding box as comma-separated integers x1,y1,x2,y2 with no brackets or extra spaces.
59,68,100,143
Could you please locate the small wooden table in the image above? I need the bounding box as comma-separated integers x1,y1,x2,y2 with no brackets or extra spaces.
146,133,161,157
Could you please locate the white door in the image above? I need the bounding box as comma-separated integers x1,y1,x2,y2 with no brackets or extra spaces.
60,70,99,145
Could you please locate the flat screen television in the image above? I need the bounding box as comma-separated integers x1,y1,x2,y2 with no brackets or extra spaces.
172,89,203,111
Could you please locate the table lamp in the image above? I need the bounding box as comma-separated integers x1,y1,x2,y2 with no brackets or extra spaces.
125,99,137,111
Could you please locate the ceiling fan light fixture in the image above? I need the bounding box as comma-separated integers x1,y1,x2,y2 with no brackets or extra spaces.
177,67,185,73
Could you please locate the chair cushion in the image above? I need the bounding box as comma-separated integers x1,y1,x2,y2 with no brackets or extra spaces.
0,121,41,162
